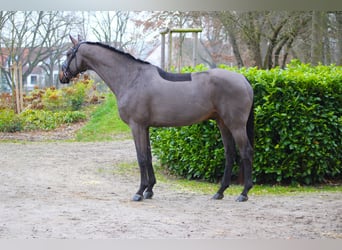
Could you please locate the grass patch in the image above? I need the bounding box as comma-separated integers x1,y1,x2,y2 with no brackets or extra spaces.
110,162,342,196
163,175,342,197
76,93,131,141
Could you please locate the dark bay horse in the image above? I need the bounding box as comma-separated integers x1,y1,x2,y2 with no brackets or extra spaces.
60,35,254,202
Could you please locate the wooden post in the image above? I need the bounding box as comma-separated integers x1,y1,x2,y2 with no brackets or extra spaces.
168,30,172,71
12,63,20,113
161,33,166,70
18,62,23,112
10,65,15,111
160,28,169,70
10,62,23,113
193,32,198,67
160,28,202,72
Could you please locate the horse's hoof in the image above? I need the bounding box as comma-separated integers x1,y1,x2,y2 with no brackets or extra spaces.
212,193,224,200
132,194,143,201
235,194,248,202
143,191,154,199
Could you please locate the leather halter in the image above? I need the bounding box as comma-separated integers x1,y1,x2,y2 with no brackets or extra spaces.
62,41,86,80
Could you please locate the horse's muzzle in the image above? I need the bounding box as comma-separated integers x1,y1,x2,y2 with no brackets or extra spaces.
59,70,70,84
59,63,71,84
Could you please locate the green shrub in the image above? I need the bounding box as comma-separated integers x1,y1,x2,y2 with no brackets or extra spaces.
27,78,97,112
64,81,89,111
0,109,22,132
0,76,97,133
19,109,86,131
150,61,342,185
42,87,65,111
0,108,86,132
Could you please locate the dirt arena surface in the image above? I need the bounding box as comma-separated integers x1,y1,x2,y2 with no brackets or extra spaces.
0,140,341,239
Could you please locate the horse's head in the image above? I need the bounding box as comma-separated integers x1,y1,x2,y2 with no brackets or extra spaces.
59,35,87,84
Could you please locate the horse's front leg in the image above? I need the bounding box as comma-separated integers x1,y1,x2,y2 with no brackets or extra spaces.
130,123,156,201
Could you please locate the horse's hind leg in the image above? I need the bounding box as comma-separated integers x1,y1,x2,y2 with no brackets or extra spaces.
212,119,236,200
230,127,253,202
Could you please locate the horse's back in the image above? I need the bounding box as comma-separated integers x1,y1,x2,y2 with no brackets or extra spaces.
206,68,253,100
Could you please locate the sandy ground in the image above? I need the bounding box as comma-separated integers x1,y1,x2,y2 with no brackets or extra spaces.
0,139,341,239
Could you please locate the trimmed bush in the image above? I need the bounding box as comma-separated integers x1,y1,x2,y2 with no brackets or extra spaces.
151,121,226,182
150,62,342,185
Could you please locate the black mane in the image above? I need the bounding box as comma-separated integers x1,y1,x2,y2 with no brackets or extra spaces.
84,41,192,82
85,41,151,65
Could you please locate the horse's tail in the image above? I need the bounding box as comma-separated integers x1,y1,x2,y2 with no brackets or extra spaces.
246,101,254,149
238,99,254,185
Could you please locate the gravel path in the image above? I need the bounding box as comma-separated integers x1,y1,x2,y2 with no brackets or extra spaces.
0,140,341,239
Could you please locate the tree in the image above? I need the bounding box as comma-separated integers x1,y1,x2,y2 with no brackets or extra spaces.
310,11,325,65
39,12,84,87
336,11,342,65
0,11,13,37
0,11,33,89
314,11,342,66
133,11,241,68
0,11,83,89
215,11,244,67
216,11,312,69
90,11,130,50
184,12,233,68
0,11,14,91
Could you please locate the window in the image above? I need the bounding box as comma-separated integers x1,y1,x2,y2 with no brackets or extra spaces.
30,75,38,85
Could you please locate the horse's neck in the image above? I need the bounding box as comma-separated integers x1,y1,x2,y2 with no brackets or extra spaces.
83,45,140,97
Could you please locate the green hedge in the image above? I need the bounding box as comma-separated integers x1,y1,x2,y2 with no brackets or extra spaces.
150,61,342,185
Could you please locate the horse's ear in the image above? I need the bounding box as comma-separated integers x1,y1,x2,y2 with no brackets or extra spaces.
78,34,84,42
69,35,78,46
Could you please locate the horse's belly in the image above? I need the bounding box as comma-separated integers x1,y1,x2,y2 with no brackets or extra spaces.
150,100,214,127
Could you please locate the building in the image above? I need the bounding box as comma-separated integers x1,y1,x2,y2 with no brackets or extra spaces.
0,47,61,93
